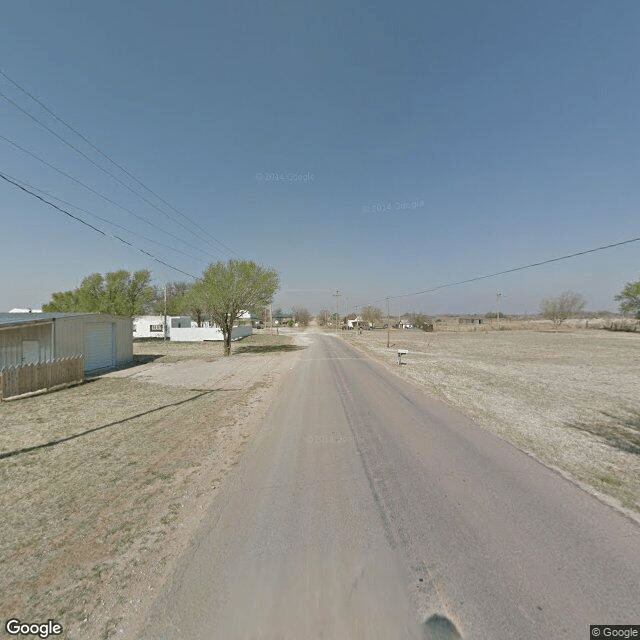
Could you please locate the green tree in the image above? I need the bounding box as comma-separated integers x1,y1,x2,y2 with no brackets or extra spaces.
539,291,587,328
182,285,206,326
614,277,640,319
195,260,279,355
76,273,104,312
42,270,154,316
43,289,80,312
152,281,191,316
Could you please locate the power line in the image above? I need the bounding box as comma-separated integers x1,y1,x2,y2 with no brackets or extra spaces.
0,171,197,279
354,235,640,308
0,66,238,257
0,76,237,257
3,170,202,262
0,133,214,258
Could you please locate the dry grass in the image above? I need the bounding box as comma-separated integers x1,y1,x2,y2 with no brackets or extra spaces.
341,328,640,514
0,334,297,639
133,330,298,362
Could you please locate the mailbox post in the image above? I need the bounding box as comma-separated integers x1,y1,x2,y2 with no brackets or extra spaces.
397,349,408,365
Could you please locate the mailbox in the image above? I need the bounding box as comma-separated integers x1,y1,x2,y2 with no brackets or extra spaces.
397,349,408,364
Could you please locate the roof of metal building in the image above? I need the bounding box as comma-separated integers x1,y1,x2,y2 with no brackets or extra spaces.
0,312,94,326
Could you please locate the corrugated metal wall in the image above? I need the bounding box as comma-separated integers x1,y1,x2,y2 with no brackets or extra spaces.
114,316,133,364
55,314,132,368
0,315,132,371
52,316,84,359
0,322,54,368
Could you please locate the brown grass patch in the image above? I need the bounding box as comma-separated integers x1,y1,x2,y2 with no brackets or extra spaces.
341,328,640,514
0,334,298,639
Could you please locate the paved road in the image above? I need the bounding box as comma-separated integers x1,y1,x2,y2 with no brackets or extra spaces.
139,333,640,639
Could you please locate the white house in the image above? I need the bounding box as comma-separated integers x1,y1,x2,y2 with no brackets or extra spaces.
347,316,372,329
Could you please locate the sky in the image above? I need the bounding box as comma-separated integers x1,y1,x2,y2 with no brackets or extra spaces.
1,0,638,316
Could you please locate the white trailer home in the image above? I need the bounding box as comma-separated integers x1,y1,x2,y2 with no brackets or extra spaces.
0,312,133,374
132,315,192,339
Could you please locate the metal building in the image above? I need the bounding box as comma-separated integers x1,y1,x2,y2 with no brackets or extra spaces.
0,312,133,374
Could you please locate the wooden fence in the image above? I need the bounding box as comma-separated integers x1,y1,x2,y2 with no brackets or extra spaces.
0,356,84,401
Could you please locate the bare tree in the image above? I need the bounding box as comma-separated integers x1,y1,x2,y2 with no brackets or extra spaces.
361,305,383,327
292,306,311,326
195,260,279,355
316,309,332,326
539,291,587,328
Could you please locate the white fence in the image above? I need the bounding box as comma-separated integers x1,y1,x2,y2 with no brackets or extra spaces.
0,356,84,401
169,325,252,342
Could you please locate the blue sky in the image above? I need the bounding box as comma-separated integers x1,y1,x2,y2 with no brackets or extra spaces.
1,0,638,315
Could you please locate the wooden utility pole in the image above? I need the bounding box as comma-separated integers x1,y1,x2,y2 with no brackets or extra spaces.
163,285,167,341
386,297,390,348
333,290,341,334
497,292,502,330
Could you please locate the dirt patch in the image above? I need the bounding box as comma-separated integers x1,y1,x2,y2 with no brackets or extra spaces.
340,328,640,516
0,333,304,639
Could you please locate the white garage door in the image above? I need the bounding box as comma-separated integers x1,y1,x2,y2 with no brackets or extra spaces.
84,323,115,372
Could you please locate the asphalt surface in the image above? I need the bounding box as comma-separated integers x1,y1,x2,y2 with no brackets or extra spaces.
139,333,640,640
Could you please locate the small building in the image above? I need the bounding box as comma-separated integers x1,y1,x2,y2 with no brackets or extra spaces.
0,312,133,374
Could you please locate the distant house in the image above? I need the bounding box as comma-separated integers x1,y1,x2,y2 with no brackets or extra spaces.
396,317,414,329
347,316,371,329
458,317,483,325
0,312,132,374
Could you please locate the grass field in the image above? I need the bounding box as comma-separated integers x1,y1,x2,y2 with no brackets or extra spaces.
0,333,299,640
341,328,640,516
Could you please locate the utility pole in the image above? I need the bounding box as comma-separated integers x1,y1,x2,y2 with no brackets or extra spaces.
163,285,167,341
386,297,390,348
496,292,502,330
333,290,341,334
355,306,359,332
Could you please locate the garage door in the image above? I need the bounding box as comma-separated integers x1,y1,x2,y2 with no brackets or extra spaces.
84,323,115,373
